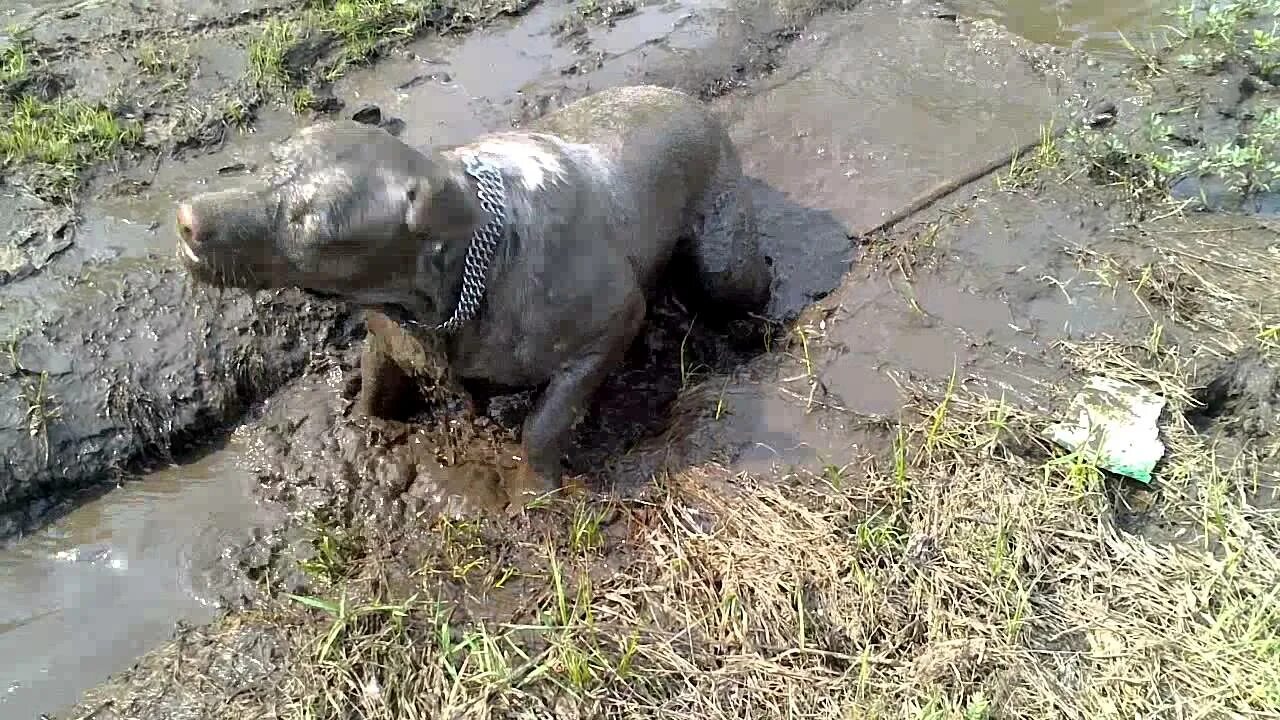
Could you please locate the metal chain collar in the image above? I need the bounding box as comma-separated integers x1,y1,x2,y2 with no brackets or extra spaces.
434,155,508,333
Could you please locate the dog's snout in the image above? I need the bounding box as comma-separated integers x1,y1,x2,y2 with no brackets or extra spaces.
175,202,203,264
176,203,197,243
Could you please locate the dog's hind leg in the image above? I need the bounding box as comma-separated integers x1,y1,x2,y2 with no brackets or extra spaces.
688,136,772,314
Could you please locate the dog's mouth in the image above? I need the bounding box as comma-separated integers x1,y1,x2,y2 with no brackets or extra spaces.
373,302,425,328
302,288,344,302
303,290,425,327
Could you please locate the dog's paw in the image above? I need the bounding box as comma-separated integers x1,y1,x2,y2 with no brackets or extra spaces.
437,459,508,513
496,445,561,513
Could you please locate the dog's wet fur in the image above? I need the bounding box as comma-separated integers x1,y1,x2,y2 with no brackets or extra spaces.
175,85,773,505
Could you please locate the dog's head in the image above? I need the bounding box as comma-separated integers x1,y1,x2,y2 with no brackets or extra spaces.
174,120,480,315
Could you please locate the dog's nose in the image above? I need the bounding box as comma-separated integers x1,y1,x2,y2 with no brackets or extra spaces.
176,202,197,243
176,202,202,263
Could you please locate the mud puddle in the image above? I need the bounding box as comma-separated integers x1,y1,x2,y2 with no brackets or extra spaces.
945,0,1175,58
0,434,272,720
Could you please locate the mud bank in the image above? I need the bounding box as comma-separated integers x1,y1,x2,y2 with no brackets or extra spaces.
0,254,359,538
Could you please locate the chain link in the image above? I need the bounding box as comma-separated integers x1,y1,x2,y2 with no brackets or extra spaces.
433,155,508,333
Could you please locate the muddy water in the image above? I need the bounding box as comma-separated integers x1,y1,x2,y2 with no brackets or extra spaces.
0,0,1175,716
0,435,270,720
946,0,1174,57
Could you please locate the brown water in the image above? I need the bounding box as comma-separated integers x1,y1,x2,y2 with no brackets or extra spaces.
0,435,269,720
947,0,1174,57
0,0,1168,716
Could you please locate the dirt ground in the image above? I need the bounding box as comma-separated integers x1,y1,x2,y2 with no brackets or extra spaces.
4,0,1280,718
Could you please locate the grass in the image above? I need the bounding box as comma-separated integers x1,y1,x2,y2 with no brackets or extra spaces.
247,0,506,109
0,34,144,199
1,30,32,88
248,18,300,97
317,0,434,72
135,41,190,77
1169,0,1280,46
995,121,1063,191
17,370,61,465
299,520,366,586
10,331,61,464
141,377,1278,719
1082,1,1280,207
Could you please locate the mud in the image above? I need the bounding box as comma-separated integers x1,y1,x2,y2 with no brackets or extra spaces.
2,0,850,715
171,0,1110,618
1191,348,1280,438
945,0,1173,58
0,259,357,530
6,0,1280,717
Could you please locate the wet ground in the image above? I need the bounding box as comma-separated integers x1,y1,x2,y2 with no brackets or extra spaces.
948,0,1173,58
0,434,274,718
1,0,1277,717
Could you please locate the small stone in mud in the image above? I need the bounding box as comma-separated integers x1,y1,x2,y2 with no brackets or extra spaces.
352,105,383,126
0,246,35,285
1085,100,1118,128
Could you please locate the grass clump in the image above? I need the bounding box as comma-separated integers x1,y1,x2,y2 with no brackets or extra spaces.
0,95,143,199
315,0,434,72
135,41,191,77
996,121,1064,191
298,520,366,586
247,18,300,96
247,0,477,110
0,30,144,199
1,30,32,89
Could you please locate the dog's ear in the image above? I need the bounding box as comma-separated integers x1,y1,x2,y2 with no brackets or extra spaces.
404,173,480,239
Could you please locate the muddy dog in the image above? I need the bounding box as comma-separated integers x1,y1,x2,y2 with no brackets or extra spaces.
174,85,772,505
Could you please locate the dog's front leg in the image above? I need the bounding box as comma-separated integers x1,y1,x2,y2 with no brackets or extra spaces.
354,338,413,419
503,296,646,506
